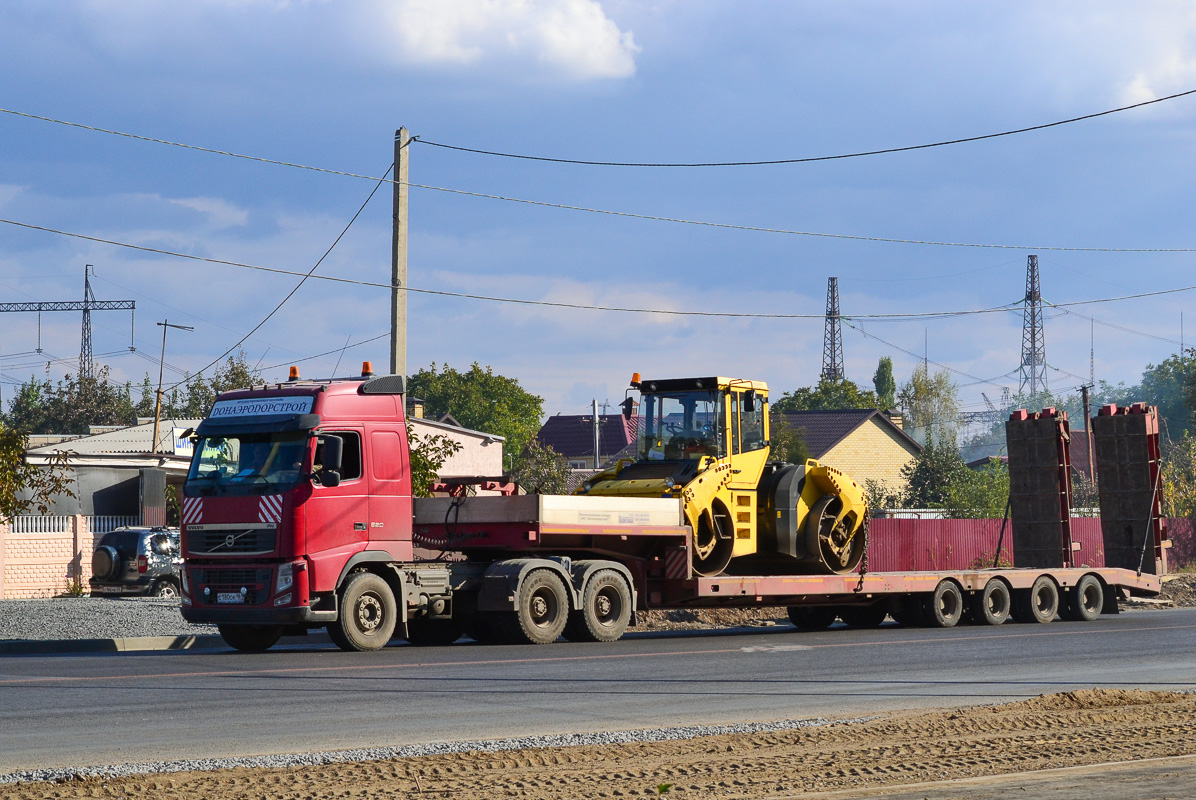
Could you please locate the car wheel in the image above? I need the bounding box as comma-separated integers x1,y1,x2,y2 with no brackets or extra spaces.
150,579,180,600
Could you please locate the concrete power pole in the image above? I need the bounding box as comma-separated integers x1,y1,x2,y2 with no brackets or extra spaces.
593,399,601,469
390,128,410,379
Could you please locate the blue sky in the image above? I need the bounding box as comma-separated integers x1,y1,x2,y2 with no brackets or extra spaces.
2,1,1195,422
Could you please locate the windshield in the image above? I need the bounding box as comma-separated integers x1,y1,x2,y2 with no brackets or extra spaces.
637,390,724,461
185,431,310,496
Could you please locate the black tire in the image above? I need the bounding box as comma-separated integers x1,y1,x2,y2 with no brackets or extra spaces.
1012,575,1059,624
496,570,569,645
787,606,838,630
562,570,633,643
924,580,964,628
839,604,887,628
972,579,1011,626
150,579,180,600
328,572,398,651
91,546,119,580
1062,574,1104,622
218,624,283,652
404,618,465,646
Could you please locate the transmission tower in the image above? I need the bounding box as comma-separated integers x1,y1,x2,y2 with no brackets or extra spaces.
1019,254,1047,398
821,277,844,382
0,264,135,378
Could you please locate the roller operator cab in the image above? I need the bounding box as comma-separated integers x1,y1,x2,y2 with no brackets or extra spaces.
178,365,413,647
575,375,868,577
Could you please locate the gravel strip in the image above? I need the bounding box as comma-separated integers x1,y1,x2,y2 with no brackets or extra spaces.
0,597,214,641
0,717,857,785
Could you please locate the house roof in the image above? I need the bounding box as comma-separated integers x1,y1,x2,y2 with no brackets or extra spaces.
774,409,923,458
536,414,638,461
27,418,204,456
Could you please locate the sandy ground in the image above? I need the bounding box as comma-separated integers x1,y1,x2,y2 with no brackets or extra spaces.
5,689,1195,799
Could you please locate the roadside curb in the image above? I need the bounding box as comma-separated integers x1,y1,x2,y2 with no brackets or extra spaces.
0,632,332,656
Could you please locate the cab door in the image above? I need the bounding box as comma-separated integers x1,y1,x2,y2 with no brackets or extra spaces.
306,429,369,593
365,425,413,561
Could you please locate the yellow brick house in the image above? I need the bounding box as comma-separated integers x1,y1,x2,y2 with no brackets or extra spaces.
775,409,922,499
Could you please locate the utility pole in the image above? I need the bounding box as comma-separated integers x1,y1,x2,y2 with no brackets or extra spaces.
152,320,193,457
1019,254,1047,399
390,128,410,379
593,399,601,469
820,277,844,382
1079,383,1095,487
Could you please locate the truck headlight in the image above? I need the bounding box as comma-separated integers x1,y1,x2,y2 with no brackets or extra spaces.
276,562,294,593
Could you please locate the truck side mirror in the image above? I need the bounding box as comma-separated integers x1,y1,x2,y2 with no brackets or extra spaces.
318,434,343,487
744,390,757,413
620,397,636,420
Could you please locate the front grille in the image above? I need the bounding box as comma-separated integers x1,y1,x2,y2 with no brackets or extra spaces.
188,528,277,555
193,567,273,606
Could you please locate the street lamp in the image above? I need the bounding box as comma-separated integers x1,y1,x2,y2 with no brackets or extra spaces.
151,319,194,456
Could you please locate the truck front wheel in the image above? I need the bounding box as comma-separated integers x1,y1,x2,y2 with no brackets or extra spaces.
498,569,569,645
563,570,632,643
329,572,398,651
218,624,283,652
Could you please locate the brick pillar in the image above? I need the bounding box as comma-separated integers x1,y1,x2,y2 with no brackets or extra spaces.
0,518,7,598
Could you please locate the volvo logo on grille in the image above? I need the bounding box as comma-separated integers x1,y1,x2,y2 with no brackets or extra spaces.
225,534,237,549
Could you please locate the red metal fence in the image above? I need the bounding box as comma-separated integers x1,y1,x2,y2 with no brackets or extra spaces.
864,517,1179,572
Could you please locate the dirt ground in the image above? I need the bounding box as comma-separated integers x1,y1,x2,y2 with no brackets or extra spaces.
5,688,1194,799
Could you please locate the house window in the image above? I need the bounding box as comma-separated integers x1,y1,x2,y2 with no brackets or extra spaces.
569,460,589,470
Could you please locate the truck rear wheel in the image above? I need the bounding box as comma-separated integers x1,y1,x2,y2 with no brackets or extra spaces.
497,569,569,645
1062,574,1103,622
839,604,887,628
787,606,837,630
924,580,963,628
218,624,283,652
563,570,632,643
329,572,397,651
972,578,1011,625
1012,575,1058,624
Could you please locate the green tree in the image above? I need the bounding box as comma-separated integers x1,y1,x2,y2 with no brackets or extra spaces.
406,363,544,462
407,428,463,498
941,457,1009,518
773,378,879,413
3,377,49,433
862,478,901,515
768,414,810,464
0,423,74,518
510,440,572,494
1161,432,1196,518
901,441,970,508
897,363,959,446
873,357,897,410
30,368,136,435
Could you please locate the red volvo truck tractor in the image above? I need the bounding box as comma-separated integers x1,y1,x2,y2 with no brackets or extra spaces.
179,366,1163,652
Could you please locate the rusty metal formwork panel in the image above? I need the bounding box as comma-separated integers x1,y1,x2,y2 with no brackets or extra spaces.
1005,408,1074,568
1091,403,1169,575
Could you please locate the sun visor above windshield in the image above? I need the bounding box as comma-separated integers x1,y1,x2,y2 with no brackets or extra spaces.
199,397,321,436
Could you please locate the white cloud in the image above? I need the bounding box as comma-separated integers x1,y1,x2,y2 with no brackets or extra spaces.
377,0,640,79
169,197,249,228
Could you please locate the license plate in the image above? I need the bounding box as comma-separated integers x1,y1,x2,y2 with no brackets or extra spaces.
100,585,124,594
216,593,245,604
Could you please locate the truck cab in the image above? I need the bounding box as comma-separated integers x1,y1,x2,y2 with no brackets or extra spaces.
179,366,412,642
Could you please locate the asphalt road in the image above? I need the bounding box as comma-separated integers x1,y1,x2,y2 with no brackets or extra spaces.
3,607,1196,773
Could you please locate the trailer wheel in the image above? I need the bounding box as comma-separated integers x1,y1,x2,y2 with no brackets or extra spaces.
1062,574,1104,622
839,604,887,628
404,618,465,646
972,579,1011,626
924,580,964,628
218,624,283,652
328,572,397,651
562,570,632,643
787,606,837,630
498,570,569,645
1012,575,1058,624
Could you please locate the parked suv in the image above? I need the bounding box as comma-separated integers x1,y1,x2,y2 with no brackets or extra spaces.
90,527,182,599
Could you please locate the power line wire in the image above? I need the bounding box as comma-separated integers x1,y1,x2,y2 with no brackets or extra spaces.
6,216,1196,319
413,89,1196,167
